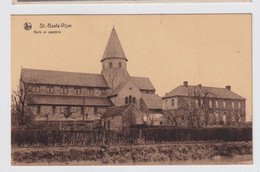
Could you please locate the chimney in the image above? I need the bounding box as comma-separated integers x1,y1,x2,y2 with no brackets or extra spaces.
183,81,188,87
226,85,231,91
198,84,202,87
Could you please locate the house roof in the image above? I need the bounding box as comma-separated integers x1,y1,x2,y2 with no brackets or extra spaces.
101,27,128,62
30,95,113,106
163,85,245,100
141,94,162,110
130,76,155,91
102,104,138,118
21,68,109,88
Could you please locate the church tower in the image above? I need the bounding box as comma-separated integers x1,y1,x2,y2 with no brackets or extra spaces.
101,27,130,90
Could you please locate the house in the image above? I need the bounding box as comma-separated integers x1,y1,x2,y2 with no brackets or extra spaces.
20,27,162,122
101,104,144,130
162,81,246,127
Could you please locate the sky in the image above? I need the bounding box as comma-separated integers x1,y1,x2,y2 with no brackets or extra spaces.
11,14,252,121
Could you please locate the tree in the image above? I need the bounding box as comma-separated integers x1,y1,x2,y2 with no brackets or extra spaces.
11,81,35,126
162,110,179,126
166,86,215,128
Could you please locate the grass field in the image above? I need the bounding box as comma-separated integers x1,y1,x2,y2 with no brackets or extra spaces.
11,141,252,165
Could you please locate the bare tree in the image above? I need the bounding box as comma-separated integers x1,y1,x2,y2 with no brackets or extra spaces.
175,86,215,128
162,110,179,126
11,81,35,126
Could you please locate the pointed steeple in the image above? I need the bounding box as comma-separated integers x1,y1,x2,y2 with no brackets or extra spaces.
101,27,128,62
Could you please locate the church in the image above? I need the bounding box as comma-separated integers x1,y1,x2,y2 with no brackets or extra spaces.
20,27,162,123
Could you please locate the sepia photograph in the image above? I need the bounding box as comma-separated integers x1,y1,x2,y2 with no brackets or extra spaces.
11,14,252,166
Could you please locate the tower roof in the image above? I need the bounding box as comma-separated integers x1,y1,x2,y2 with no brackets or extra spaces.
101,27,128,62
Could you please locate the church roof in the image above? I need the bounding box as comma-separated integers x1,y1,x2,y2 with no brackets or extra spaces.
30,95,113,106
21,68,109,88
141,94,162,110
101,27,128,62
163,85,245,100
131,76,155,91
109,77,156,97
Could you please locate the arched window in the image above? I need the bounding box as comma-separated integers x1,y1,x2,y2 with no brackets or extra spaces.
109,62,113,68
129,95,132,103
125,97,128,104
133,97,136,104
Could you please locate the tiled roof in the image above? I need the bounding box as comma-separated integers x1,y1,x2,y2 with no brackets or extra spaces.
101,27,128,62
30,95,113,106
21,68,109,88
131,76,155,91
102,104,137,118
163,85,245,100
109,77,156,97
141,94,162,110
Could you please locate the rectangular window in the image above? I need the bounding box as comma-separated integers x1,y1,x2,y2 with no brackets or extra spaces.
47,86,50,93
200,100,204,106
47,86,54,93
90,88,94,95
215,101,219,108
109,62,113,68
209,100,212,108
223,101,226,109
74,87,81,95
32,85,40,93
238,102,241,109
171,99,175,107
232,102,235,109
60,86,68,94
36,86,40,92
118,62,122,68
195,99,199,105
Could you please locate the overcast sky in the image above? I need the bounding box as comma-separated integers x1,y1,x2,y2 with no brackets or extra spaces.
11,14,252,121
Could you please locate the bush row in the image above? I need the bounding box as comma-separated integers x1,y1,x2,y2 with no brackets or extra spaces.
11,127,252,147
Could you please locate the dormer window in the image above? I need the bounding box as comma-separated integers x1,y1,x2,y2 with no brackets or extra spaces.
109,62,113,68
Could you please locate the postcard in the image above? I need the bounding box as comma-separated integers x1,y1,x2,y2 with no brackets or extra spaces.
11,14,252,166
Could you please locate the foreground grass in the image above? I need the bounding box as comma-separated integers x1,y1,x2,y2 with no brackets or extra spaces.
12,141,252,165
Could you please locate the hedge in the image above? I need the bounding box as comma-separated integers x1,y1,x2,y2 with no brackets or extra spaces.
11,127,252,147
